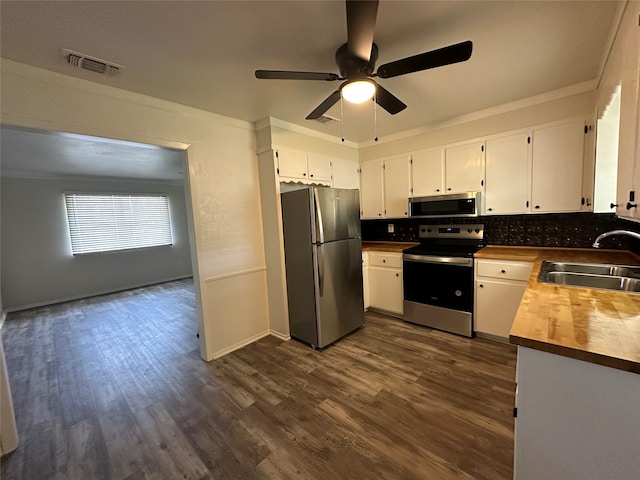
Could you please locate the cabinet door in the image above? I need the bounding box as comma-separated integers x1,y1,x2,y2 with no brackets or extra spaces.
368,267,403,314
616,6,640,220
445,141,485,193
307,154,333,183
531,121,585,212
384,155,411,218
362,254,369,311
412,149,444,197
332,158,360,189
277,149,308,179
485,132,530,214
475,278,527,338
360,161,384,219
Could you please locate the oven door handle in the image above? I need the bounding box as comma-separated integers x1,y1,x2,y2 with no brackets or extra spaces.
403,254,473,267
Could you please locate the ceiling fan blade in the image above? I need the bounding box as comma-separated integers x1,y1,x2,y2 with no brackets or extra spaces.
255,70,340,81
346,0,379,61
377,40,473,79
374,83,407,115
306,90,341,120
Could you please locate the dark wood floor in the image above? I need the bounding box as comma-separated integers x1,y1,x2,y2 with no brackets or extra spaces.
1,279,517,479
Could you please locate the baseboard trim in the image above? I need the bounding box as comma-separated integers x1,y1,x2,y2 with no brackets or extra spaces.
3,275,194,313
269,329,291,341
210,330,271,359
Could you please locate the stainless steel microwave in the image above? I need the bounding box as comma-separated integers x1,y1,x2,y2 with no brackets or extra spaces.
408,192,482,218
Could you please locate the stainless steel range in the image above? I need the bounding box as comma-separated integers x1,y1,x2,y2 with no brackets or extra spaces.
403,224,484,337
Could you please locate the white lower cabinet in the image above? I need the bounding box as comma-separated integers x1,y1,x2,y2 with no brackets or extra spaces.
474,259,532,340
515,347,640,480
367,251,403,315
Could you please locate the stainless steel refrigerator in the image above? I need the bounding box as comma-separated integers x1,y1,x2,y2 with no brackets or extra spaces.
281,186,364,348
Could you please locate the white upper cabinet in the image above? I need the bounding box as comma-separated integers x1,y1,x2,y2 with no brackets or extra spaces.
276,149,332,185
411,148,445,197
484,132,531,214
360,156,410,219
444,141,485,194
307,154,333,183
332,157,360,190
383,155,411,218
615,2,640,221
360,160,384,219
277,149,308,179
531,120,585,213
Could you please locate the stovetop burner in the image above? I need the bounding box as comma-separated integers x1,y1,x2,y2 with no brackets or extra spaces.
405,223,485,258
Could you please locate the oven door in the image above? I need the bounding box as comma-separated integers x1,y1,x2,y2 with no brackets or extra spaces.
403,254,474,312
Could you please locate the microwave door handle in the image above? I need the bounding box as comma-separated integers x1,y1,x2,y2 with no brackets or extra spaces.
313,188,325,244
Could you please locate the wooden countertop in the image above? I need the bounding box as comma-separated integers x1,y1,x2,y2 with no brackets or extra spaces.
362,241,418,253
478,246,640,374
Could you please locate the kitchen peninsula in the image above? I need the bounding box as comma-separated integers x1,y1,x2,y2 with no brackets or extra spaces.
477,245,640,480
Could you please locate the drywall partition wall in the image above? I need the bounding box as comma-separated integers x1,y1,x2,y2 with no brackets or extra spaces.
0,59,269,361
1,177,192,310
358,88,597,161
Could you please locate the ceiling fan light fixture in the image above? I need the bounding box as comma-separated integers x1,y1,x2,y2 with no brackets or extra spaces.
341,79,376,104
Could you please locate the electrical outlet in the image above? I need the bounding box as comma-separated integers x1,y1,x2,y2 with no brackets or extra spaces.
387,223,395,233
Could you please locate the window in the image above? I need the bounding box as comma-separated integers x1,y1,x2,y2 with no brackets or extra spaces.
64,193,173,255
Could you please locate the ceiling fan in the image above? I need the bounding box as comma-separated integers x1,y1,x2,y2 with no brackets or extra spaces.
255,0,473,120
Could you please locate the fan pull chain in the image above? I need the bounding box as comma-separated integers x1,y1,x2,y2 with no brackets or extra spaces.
340,95,345,142
373,90,378,142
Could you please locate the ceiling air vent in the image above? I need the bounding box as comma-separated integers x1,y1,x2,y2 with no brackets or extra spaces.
63,48,123,76
316,115,340,124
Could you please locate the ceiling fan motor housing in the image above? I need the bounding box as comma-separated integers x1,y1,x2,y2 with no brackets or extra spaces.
335,43,378,79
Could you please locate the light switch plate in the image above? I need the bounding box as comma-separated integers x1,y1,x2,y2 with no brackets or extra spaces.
387,224,394,233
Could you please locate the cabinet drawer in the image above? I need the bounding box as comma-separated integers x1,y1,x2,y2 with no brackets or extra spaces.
368,251,403,268
476,259,533,281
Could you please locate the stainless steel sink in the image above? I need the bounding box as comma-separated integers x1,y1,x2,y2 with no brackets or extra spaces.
544,261,640,278
538,261,640,293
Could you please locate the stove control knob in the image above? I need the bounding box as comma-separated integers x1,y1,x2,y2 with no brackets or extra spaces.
475,228,480,233
427,228,432,233
467,228,472,233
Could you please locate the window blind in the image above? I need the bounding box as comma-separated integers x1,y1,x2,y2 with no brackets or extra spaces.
64,193,173,255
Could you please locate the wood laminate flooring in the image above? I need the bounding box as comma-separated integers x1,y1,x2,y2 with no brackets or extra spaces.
1,279,517,479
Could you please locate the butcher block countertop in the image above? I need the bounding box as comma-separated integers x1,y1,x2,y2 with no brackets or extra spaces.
362,241,418,253
477,246,640,374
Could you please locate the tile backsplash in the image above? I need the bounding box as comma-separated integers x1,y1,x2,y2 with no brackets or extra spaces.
361,213,640,254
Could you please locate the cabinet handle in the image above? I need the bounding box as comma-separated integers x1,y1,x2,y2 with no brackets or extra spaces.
382,259,386,263
395,273,399,277
501,269,506,274
310,174,314,178
447,187,452,191
479,284,484,288
488,207,493,212
626,202,637,210
436,188,440,192
303,172,307,176
378,213,382,216
610,203,618,209
534,205,540,209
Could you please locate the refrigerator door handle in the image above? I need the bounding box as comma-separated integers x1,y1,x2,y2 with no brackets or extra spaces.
317,246,324,297
313,187,325,244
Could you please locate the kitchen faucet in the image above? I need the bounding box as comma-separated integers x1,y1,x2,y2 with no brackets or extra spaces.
592,230,640,248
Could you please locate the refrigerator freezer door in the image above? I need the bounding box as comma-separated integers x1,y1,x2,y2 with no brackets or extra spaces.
314,238,364,348
281,188,319,346
313,187,361,243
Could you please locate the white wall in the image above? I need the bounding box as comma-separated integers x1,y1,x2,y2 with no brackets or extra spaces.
0,59,269,360
1,176,193,310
